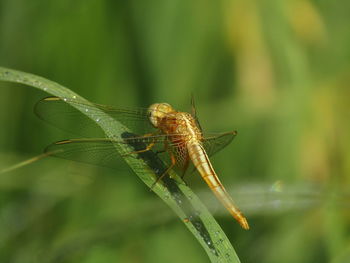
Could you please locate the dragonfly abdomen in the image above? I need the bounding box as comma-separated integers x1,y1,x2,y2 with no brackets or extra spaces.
187,143,249,230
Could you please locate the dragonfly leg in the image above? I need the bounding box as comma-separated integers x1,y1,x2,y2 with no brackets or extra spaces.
150,152,176,190
154,149,166,155
125,141,156,156
122,133,156,156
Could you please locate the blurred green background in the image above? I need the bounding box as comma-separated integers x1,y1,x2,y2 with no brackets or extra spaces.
0,0,350,262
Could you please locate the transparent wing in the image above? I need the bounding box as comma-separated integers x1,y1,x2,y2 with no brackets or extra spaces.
190,94,202,132
202,131,237,158
44,136,170,171
43,132,237,172
36,96,237,172
46,138,126,170
34,96,155,137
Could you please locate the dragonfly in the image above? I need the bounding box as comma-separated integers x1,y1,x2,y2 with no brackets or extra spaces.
35,96,249,230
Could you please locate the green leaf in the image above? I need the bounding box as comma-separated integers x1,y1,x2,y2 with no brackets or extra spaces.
0,67,241,263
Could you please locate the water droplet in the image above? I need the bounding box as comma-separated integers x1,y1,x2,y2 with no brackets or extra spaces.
72,95,77,99
85,108,89,112
43,87,47,91
207,241,212,245
63,98,67,102
96,118,100,122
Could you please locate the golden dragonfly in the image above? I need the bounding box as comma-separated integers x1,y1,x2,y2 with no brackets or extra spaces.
35,96,249,230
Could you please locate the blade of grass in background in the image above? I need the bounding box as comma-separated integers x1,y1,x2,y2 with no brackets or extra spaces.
0,67,242,263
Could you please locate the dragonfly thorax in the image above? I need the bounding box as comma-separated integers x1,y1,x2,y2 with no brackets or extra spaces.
148,103,174,128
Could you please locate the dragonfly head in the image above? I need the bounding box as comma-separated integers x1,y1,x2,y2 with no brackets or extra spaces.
148,103,174,128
